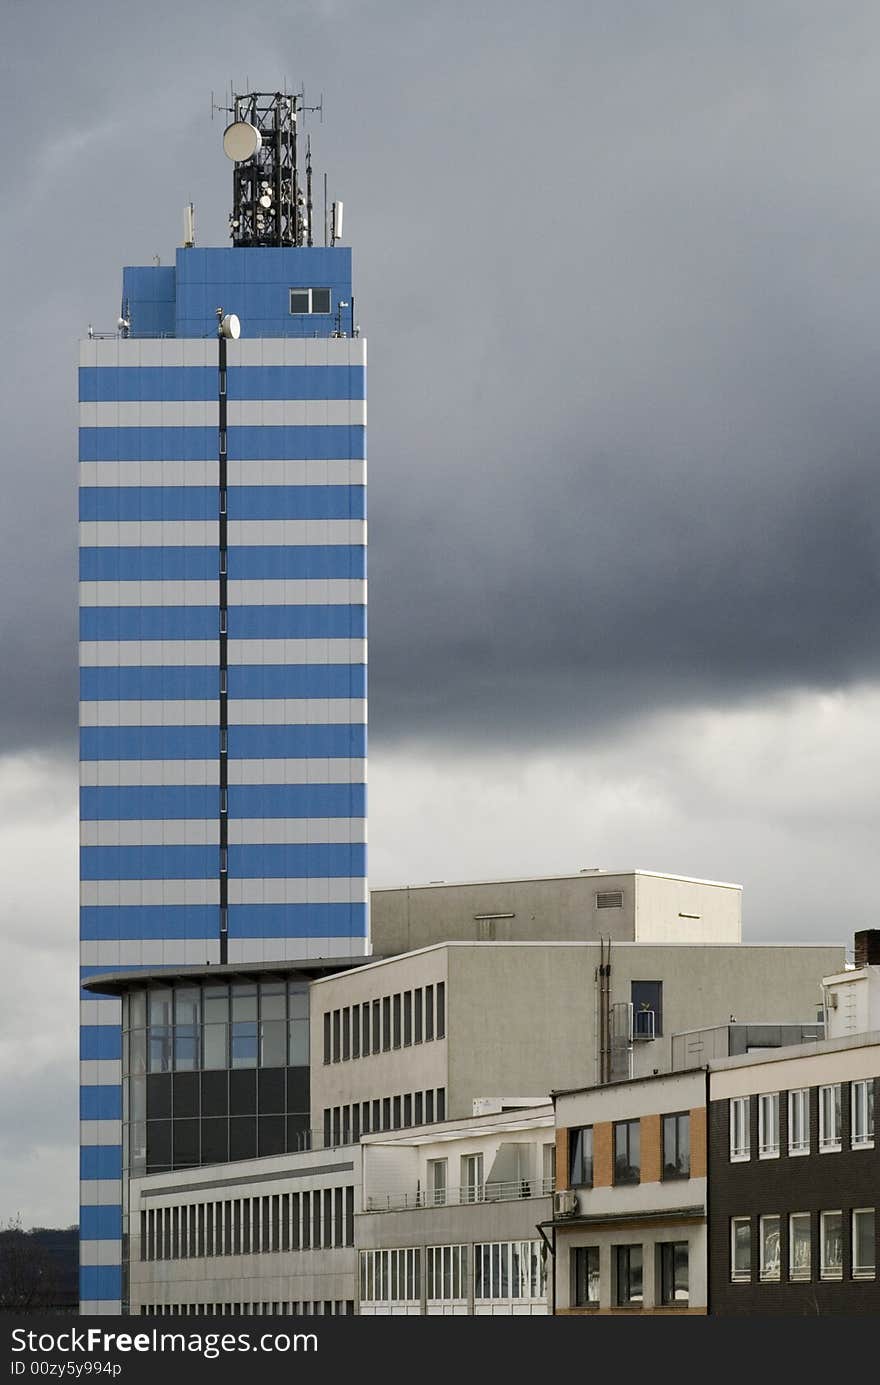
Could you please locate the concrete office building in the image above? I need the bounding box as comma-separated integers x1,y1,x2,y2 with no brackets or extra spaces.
708,1031,879,1314
370,870,742,953
78,91,368,1312
128,1142,360,1317
357,1104,555,1315
549,1068,709,1314
310,940,845,1139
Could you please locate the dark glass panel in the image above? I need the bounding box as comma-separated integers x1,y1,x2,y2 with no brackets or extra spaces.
229,1116,257,1162
229,1068,257,1115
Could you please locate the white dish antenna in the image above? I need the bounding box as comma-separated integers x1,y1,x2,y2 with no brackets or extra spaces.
222,122,262,162
219,313,241,340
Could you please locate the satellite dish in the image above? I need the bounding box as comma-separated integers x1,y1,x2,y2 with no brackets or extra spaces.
222,122,262,162
219,313,241,340
259,193,272,208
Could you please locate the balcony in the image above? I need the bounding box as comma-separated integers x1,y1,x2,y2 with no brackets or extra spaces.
365,1176,555,1213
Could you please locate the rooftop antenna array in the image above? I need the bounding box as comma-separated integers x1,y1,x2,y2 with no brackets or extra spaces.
213,88,329,248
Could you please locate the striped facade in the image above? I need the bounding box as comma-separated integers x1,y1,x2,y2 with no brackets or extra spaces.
79,269,368,1312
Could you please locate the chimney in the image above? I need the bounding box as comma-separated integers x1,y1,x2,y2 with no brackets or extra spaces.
853,930,880,967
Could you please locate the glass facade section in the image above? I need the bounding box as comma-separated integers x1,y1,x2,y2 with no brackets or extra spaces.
123,978,311,1175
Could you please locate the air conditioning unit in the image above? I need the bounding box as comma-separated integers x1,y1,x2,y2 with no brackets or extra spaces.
553,1189,578,1218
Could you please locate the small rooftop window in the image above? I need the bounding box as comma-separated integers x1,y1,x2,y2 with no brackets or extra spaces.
290,287,332,314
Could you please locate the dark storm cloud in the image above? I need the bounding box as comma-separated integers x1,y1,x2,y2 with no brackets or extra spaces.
3,1,880,752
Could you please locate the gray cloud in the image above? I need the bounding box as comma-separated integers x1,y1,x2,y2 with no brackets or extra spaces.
3,3,880,751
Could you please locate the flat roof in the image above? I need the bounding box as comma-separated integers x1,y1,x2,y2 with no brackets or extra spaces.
308,938,844,984
371,869,742,892
552,1066,706,1101
82,956,376,996
708,1028,880,1073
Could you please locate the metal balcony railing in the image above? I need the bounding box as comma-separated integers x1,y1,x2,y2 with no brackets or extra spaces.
365,1176,555,1213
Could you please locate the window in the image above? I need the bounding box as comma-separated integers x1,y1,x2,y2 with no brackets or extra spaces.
759,1215,781,1281
403,992,412,1046
819,1084,842,1152
382,997,391,1052
851,1080,875,1149
852,1209,875,1279
461,1153,483,1204
413,989,423,1043
662,1113,690,1179
631,980,662,1038
543,1142,556,1193
758,1093,780,1159
474,1241,545,1302
731,1217,751,1282
569,1126,593,1187
426,1245,467,1303
359,1248,420,1304
729,1097,750,1161
427,1159,447,1207
820,1211,843,1280
614,1245,643,1306
659,1242,689,1304
613,1120,640,1185
289,287,332,315
392,993,401,1049
788,1089,809,1156
572,1246,600,1306
788,1213,811,1282
436,982,445,1038
425,985,435,1041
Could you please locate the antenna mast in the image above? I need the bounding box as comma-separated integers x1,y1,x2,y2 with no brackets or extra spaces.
220,88,327,249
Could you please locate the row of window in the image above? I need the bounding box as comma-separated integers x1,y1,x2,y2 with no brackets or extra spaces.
322,984,446,1064
569,1111,691,1188
139,1301,353,1316
139,1187,355,1261
359,1241,546,1305
571,1241,689,1309
322,1088,446,1146
730,1209,876,1283
127,982,310,1074
729,1080,874,1161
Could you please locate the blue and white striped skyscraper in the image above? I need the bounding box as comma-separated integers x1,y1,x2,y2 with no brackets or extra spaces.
78,93,367,1312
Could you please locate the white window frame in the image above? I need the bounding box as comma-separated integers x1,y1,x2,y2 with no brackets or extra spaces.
788,1213,811,1282
759,1215,781,1281
758,1092,780,1159
730,1217,751,1283
851,1209,876,1280
729,1096,750,1162
787,1088,810,1156
426,1244,468,1304
819,1084,842,1152
819,1211,843,1280
427,1158,448,1207
460,1153,484,1204
851,1080,875,1150
473,1240,546,1303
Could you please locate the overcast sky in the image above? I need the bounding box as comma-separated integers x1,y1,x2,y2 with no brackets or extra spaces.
2,0,880,1225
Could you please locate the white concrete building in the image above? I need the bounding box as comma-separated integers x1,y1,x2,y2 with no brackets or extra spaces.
357,1104,555,1315
370,870,742,953
128,1144,361,1316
